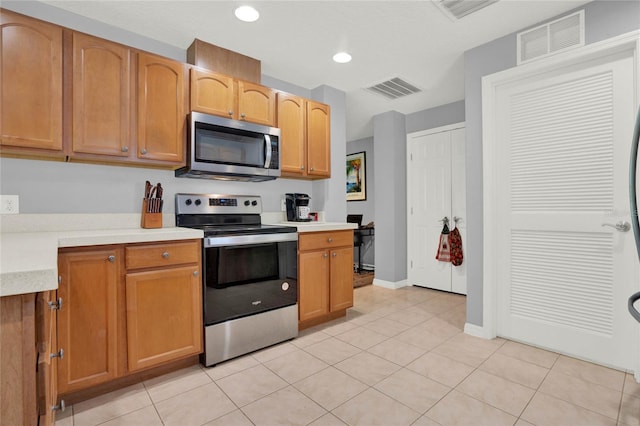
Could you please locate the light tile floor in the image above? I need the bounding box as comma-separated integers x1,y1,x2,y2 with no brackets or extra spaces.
56,285,640,426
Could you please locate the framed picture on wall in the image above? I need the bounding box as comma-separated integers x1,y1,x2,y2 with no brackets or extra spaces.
346,151,366,201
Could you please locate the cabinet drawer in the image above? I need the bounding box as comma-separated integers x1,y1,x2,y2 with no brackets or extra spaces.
126,240,200,269
299,230,353,251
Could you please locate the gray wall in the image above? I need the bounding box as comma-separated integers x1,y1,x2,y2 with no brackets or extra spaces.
347,137,375,267
373,111,407,283
406,100,465,135
463,0,640,327
0,2,346,218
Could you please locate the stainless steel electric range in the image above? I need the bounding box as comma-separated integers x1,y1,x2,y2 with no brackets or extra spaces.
175,193,298,366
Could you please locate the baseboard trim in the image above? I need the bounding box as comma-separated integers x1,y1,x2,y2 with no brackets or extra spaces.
464,322,491,339
373,278,408,289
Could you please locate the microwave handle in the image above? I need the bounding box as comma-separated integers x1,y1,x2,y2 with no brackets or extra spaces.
264,135,272,168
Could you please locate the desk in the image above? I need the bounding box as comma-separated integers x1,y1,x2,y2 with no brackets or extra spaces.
354,227,374,273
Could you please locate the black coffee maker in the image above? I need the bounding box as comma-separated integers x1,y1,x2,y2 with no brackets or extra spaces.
285,193,312,222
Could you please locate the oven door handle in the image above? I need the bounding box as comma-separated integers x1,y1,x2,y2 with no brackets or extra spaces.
205,232,297,247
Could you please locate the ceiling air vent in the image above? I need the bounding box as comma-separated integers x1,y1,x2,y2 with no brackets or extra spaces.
518,10,584,65
365,77,422,100
434,0,499,21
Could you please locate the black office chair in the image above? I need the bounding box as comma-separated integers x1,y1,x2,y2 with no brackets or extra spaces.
347,215,363,272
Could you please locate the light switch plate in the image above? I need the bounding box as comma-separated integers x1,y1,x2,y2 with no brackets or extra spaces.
0,195,19,214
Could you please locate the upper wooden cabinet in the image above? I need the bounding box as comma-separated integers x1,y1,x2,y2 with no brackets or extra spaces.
71,32,132,158
137,52,187,164
190,68,276,126
306,101,331,177
0,10,63,155
236,80,276,126
277,93,331,179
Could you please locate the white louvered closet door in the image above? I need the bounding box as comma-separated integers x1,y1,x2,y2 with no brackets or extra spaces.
495,52,637,370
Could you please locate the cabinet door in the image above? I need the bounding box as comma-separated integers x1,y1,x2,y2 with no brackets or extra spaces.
277,93,306,176
57,248,120,394
72,32,131,157
306,101,331,177
190,68,235,119
137,53,186,164
237,80,276,126
330,247,354,312
125,265,202,372
0,10,62,152
298,250,329,321
36,291,58,425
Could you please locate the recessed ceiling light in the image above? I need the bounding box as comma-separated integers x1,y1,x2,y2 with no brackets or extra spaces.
333,52,352,64
235,6,259,22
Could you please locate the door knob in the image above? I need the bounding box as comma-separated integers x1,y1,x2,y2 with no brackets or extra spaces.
601,221,631,232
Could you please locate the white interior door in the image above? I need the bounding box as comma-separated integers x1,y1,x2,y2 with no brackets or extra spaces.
450,128,467,294
492,50,638,370
407,125,466,294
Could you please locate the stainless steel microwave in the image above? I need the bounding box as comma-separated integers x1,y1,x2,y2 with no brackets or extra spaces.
175,112,281,181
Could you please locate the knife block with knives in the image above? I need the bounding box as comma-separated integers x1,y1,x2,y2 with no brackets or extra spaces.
141,181,163,229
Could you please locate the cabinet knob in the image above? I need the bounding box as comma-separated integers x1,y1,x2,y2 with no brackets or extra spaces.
301,165,305,170
52,399,66,413
328,238,333,243
162,252,169,259
140,148,147,155
332,252,337,257
50,348,64,360
323,253,329,258
108,255,115,263
240,112,246,119
193,271,199,277
228,110,233,116
121,146,129,153
310,167,314,171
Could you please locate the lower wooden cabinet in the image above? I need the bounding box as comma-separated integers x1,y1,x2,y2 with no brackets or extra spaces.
55,239,202,397
36,290,60,425
298,230,354,328
125,263,202,371
57,247,121,394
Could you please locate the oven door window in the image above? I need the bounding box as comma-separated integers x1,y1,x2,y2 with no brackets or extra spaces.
207,242,284,288
195,123,265,167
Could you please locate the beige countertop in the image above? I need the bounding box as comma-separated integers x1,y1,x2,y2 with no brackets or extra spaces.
0,213,353,297
0,223,203,297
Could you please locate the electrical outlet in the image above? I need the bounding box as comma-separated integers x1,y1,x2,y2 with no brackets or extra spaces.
0,195,19,214
281,198,286,212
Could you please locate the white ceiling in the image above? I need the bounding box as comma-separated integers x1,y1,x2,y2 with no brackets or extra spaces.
42,0,592,141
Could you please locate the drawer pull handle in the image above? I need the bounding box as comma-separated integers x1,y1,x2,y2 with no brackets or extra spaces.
50,348,64,360
162,252,169,259
52,399,66,412
108,255,115,263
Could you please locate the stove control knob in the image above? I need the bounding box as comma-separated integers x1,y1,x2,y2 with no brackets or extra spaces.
195,199,202,206
251,200,258,206
185,199,192,206
244,200,250,206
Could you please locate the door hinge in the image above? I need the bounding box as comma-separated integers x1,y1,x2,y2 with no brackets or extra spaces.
50,348,64,359
58,276,62,284
48,297,62,311
410,260,413,268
